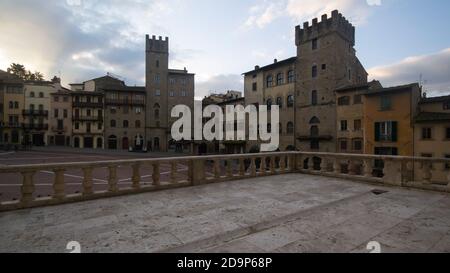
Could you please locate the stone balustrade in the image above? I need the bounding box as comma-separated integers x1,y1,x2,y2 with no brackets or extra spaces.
0,152,449,212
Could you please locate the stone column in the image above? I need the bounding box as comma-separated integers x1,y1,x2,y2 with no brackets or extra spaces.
132,163,141,189
108,165,118,193
82,167,93,196
20,171,35,204
152,162,160,186
53,169,66,199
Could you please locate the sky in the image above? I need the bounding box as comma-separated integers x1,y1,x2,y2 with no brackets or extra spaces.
0,0,449,99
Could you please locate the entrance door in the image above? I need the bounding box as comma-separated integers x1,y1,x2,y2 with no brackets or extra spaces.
108,136,117,149
55,135,65,146
32,134,45,146
84,137,94,148
122,137,129,150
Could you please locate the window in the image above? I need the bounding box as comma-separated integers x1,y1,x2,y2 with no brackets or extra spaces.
123,120,129,128
321,64,326,70
312,65,317,78
181,79,187,85
287,95,294,107
154,74,160,84
38,104,43,111
311,140,319,150
340,139,348,151
63,109,68,118
354,119,362,131
276,73,283,85
311,90,318,105
155,109,160,119
340,120,348,131
14,101,19,109
169,78,175,85
309,116,320,124
422,128,432,140
312,38,318,50
135,107,142,114
135,120,141,128
287,122,294,135
155,89,161,96
446,128,450,139
156,60,159,68
123,106,129,114
338,96,350,106
75,122,80,130
276,97,282,108
98,109,102,118
63,96,69,102
310,126,319,137
38,92,43,98
380,96,392,111
354,95,362,104
375,121,398,142
288,70,295,83
266,75,273,87
110,107,117,114
30,104,35,110
30,92,35,97
444,101,450,110
54,109,59,118
54,96,59,102
266,98,272,111
181,90,187,97
353,139,363,151
98,123,102,130
110,120,116,128
445,155,450,169
169,91,174,97
252,82,257,91
9,101,13,109
86,109,91,117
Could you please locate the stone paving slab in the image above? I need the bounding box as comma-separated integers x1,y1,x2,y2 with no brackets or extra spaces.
0,173,449,253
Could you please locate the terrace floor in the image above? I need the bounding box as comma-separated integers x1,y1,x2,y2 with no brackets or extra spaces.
1,173,449,253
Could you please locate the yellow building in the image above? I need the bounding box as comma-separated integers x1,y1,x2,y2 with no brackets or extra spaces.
363,83,421,157
0,70,25,147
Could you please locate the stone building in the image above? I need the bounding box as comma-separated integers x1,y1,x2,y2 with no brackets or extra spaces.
102,85,146,150
49,86,72,146
414,95,450,182
145,35,195,152
243,57,296,152
294,10,368,153
0,70,24,146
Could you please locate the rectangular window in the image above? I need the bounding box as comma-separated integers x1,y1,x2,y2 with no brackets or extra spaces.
98,123,102,130
380,96,392,111
310,140,319,150
54,109,59,118
86,109,91,117
63,109,68,118
169,91,175,97
63,96,69,102
446,128,450,139
338,96,350,106
181,90,186,97
169,78,175,85
340,139,348,151
75,122,80,130
340,120,348,131
312,38,318,50
443,101,450,110
353,139,362,151
54,96,59,102
155,90,161,96
312,65,317,78
252,82,257,91
375,121,398,142
135,107,142,114
422,128,432,140
321,64,326,70
354,119,362,131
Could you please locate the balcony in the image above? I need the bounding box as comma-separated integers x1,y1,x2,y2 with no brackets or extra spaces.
72,101,103,108
0,151,449,252
105,99,145,106
22,123,49,130
22,110,49,117
72,115,103,122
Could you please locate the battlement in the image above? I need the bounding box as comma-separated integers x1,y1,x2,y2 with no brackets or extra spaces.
295,10,355,46
146,34,169,53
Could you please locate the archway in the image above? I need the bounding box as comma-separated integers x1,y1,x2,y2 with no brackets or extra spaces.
108,135,117,150
122,137,129,150
96,137,103,149
74,137,80,148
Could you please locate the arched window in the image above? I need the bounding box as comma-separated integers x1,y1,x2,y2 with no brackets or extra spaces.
135,120,141,128
266,98,272,110
276,73,283,85
309,116,320,124
155,109,160,119
30,92,35,97
39,92,44,98
276,97,282,108
110,119,116,127
287,95,294,107
123,120,129,128
287,70,295,83
287,122,294,135
310,126,319,137
311,90,318,105
312,65,318,78
266,75,273,87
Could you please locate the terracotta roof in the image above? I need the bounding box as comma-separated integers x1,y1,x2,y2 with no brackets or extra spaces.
419,94,450,104
363,83,420,96
415,112,450,123
335,80,382,93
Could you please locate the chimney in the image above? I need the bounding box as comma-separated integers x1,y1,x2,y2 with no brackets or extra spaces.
274,59,278,63
255,65,260,70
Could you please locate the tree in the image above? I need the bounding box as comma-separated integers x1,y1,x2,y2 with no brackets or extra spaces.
7,63,45,81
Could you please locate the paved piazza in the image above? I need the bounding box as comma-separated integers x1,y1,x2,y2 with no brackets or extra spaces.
1,171,449,253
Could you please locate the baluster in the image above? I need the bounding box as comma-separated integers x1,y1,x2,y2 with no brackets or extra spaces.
363,159,373,178
153,162,160,186
108,165,118,192
239,158,245,176
270,156,276,174
214,159,220,179
308,158,315,171
320,157,327,173
260,157,266,175
82,167,93,196
132,163,141,189
53,168,66,199
333,159,340,174
21,171,35,204
422,161,432,183
250,157,256,176
280,156,286,173
348,160,356,175
170,162,177,183
226,159,233,177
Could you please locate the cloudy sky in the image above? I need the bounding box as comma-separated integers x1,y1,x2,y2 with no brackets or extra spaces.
0,0,449,99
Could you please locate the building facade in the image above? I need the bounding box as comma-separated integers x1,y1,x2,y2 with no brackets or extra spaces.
49,87,72,146
145,35,195,152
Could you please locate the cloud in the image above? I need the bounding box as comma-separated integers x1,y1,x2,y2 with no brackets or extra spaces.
243,0,382,29
368,48,450,96
195,74,243,100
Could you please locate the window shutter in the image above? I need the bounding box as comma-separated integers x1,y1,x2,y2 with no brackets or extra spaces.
374,122,380,141
391,121,398,142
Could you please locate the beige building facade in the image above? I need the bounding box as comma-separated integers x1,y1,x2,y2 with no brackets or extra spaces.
49,87,72,146
0,70,24,146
